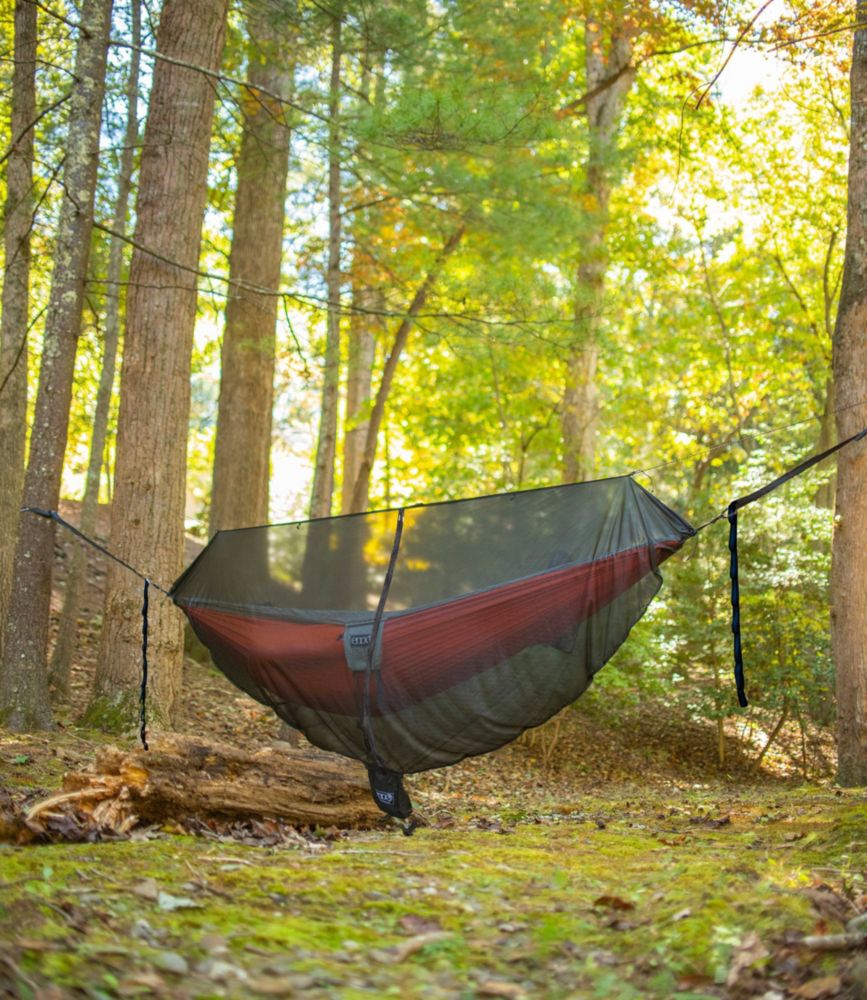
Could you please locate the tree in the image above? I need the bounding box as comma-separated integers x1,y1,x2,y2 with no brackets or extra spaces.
209,2,294,534
89,0,228,728
309,11,344,520
832,0,867,785
0,0,113,731
0,0,37,657
561,14,636,484
50,0,142,698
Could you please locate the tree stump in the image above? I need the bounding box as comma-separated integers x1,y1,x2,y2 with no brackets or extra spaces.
23,734,381,837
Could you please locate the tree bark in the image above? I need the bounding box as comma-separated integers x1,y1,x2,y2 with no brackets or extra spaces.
89,0,228,730
0,0,37,660
0,0,112,731
310,14,343,520
349,225,465,514
50,0,142,699
832,0,867,786
209,3,294,534
561,21,635,484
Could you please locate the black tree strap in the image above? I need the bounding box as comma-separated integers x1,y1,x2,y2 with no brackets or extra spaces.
725,427,867,708
21,506,168,750
140,579,150,750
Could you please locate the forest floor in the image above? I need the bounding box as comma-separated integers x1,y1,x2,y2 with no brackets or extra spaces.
0,509,865,999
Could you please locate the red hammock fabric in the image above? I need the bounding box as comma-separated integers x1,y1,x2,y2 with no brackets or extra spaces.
186,539,680,716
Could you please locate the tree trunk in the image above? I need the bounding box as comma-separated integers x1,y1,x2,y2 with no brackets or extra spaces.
342,269,381,514
0,0,112,732
561,21,635,483
89,0,228,730
209,3,294,534
350,225,465,514
0,0,37,660
310,14,343,520
341,56,383,515
50,0,142,699
832,0,867,786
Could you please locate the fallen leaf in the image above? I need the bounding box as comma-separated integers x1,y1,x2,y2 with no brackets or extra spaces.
398,914,442,934
726,931,769,991
791,976,843,999
593,895,636,911
156,891,200,911
131,878,160,901
477,981,526,998
371,931,452,964
153,951,189,975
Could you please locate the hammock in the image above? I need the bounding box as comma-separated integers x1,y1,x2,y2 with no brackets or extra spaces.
24,429,865,828
170,476,695,820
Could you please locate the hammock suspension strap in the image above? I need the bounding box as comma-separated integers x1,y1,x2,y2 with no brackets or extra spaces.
723,426,867,707
19,506,167,750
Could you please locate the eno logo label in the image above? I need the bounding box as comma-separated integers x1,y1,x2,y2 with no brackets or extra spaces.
376,790,395,805
350,634,371,647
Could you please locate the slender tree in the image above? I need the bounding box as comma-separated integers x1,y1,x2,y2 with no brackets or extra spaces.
0,0,37,658
89,0,228,728
0,0,112,731
209,2,294,534
50,0,142,698
561,16,635,484
341,58,384,515
348,224,465,513
831,0,867,785
309,12,344,519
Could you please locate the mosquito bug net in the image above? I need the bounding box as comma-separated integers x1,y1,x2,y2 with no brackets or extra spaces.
170,476,695,821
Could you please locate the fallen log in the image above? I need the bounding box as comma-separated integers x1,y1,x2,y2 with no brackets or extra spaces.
21,734,382,838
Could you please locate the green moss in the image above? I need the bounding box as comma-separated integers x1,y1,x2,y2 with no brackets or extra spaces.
78,692,139,733
0,787,864,997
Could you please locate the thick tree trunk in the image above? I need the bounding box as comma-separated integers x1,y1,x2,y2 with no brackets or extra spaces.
209,4,294,534
50,1,142,699
561,22,634,484
350,225,465,514
0,0,112,731
310,15,344,520
0,0,37,659
89,0,228,730
832,0,867,786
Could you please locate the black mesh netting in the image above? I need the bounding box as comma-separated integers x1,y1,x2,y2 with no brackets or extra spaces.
171,477,694,816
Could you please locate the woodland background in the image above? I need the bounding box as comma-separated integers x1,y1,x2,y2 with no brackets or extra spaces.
0,0,865,779
2,3,867,997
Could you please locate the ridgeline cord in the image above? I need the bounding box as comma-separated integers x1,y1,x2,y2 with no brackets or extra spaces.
20,506,170,750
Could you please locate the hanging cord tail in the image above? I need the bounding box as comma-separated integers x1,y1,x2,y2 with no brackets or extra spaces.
719,426,867,710
727,504,748,708
140,579,150,750
361,507,405,771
